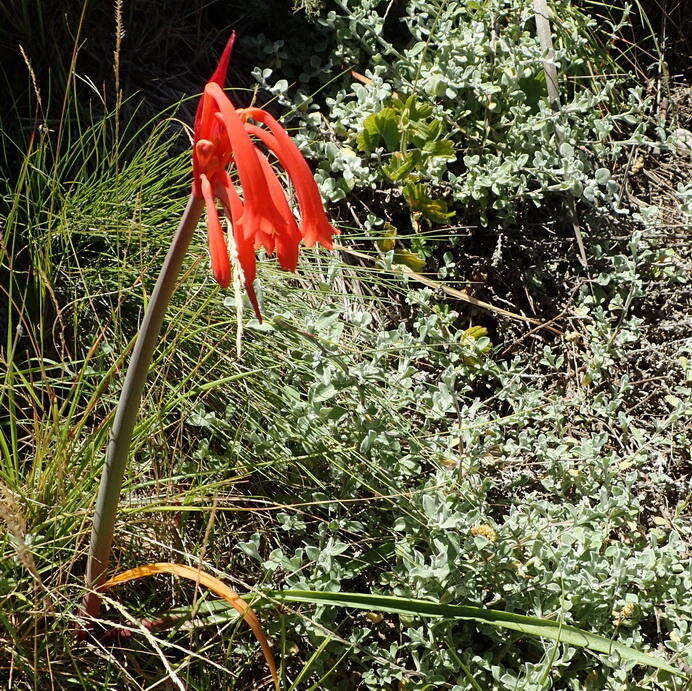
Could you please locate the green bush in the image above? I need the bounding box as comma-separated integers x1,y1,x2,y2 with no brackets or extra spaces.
249,0,672,233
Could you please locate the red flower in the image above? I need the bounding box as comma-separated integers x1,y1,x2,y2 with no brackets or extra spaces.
191,33,337,319
192,33,235,199
240,111,339,249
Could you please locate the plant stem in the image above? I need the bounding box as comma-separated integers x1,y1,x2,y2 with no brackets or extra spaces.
82,194,204,619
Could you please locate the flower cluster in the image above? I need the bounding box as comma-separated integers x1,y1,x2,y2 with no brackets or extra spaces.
192,33,337,318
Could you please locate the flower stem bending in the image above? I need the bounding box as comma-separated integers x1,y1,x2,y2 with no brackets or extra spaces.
82,195,204,619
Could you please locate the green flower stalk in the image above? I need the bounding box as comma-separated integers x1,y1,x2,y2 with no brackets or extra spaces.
82,195,203,618
82,32,337,621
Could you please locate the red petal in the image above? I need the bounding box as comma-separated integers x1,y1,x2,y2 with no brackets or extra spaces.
192,93,217,197
209,32,236,87
235,223,262,320
214,174,257,283
206,84,287,244
240,109,338,249
214,171,244,229
200,174,231,288
256,151,300,272
214,174,262,321
192,33,237,198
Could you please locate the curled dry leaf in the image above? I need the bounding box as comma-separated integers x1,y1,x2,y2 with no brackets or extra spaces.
100,562,278,689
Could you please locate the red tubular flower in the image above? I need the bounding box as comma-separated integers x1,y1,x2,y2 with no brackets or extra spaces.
256,151,301,272
205,83,287,243
192,34,236,199
199,172,231,288
239,108,339,249
192,34,236,289
213,171,262,318
191,33,337,319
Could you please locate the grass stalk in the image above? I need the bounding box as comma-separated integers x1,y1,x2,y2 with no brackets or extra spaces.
82,194,204,619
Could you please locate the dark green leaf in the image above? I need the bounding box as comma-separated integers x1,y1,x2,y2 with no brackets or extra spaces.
382,152,418,181
357,108,400,152
403,182,454,222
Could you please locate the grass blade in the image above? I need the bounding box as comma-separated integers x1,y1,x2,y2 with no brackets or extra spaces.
268,590,682,678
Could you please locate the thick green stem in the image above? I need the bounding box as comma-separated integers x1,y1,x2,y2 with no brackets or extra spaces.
83,195,204,618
